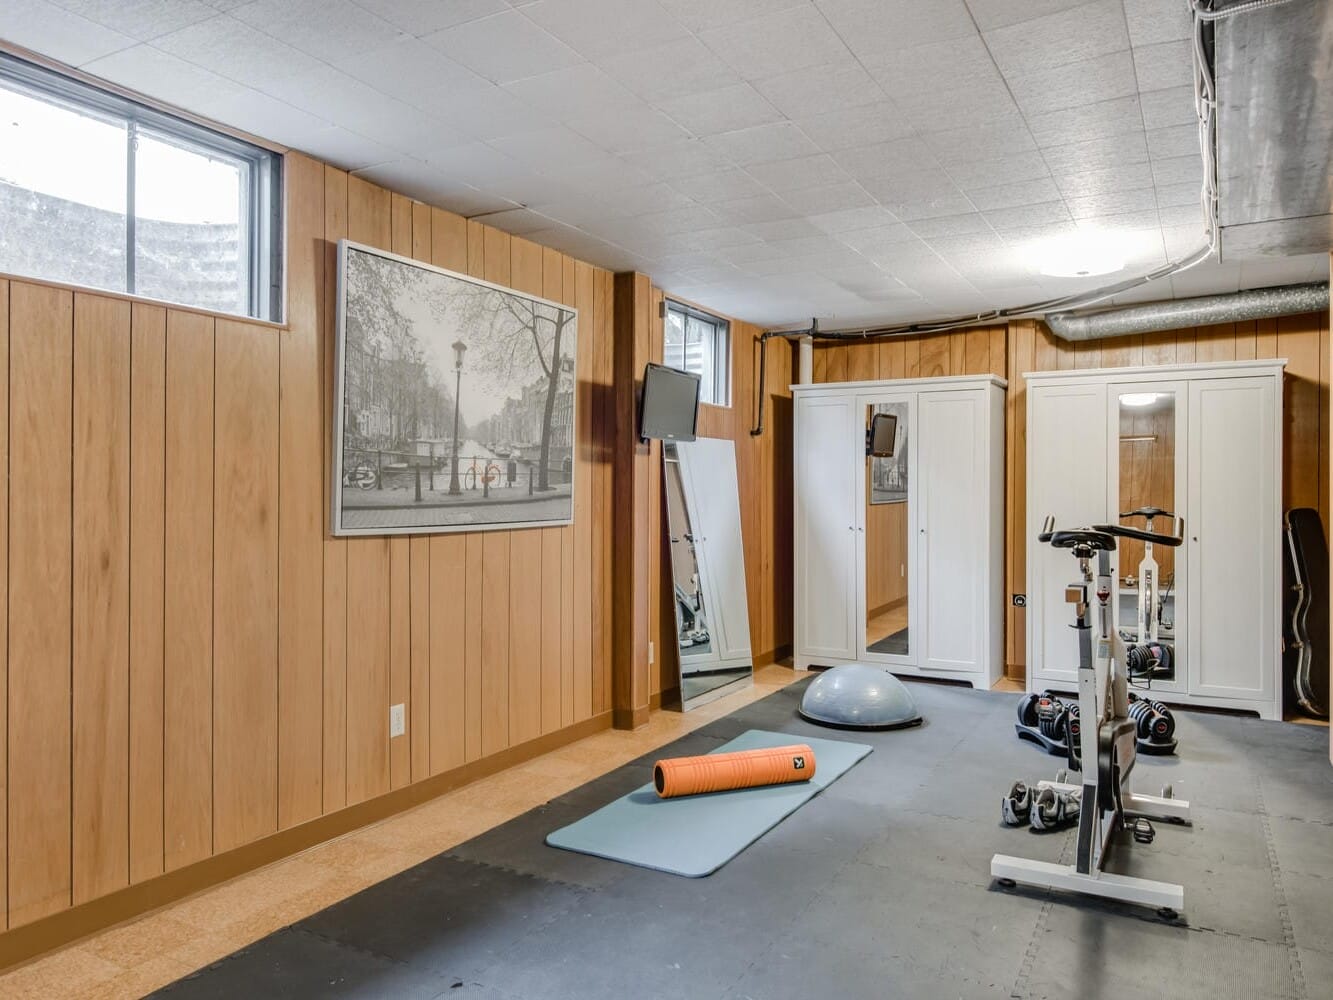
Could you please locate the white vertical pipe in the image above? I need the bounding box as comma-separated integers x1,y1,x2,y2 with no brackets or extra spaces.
797,335,813,384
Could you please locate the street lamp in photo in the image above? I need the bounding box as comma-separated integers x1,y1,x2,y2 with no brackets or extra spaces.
448,338,467,496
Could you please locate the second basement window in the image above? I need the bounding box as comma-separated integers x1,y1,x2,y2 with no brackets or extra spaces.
664,301,730,406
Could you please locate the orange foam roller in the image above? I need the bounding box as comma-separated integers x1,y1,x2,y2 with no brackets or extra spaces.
653,744,816,798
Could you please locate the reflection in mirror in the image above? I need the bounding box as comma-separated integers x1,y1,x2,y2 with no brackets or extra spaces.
864,402,909,657
1117,390,1177,680
664,439,752,709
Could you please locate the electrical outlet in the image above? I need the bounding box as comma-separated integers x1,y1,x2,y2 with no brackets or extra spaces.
1012,594,1027,608
389,703,405,738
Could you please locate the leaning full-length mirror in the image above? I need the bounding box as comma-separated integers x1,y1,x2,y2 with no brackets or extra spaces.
664,438,752,709
1116,388,1179,681
864,402,910,657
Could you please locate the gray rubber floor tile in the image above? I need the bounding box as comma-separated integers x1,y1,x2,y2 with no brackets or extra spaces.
1022,910,1301,1000
1281,870,1333,954
153,927,450,999
1269,814,1333,879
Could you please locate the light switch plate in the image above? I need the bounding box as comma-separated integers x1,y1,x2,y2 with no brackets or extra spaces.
390,703,405,738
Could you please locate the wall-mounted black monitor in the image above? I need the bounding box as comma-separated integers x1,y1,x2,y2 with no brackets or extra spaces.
867,412,898,457
640,362,701,442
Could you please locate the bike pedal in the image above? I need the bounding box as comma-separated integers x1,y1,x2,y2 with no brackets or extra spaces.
1131,817,1155,844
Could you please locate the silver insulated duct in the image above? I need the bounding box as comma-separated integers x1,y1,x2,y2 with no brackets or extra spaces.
1044,282,1329,342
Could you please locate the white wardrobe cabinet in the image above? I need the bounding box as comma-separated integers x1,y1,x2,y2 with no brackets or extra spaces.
1026,360,1285,719
794,375,1006,690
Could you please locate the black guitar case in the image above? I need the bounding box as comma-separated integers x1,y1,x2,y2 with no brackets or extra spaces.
1283,507,1329,718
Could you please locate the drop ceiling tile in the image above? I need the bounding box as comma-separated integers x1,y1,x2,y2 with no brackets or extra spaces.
352,0,509,36
655,83,782,137
655,226,763,252
982,0,1128,78
859,172,974,221
1064,187,1159,218
1154,180,1200,208
795,103,916,152
303,125,400,170
595,182,698,217
702,122,819,166
2,0,136,66
83,43,248,115
153,13,324,90
752,64,885,119
993,220,1077,245
1041,132,1150,175
620,141,737,181
656,0,808,34
199,89,333,149
522,0,688,60
231,0,407,61
745,154,850,193
51,0,216,41
1052,160,1155,198
832,138,942,183
1131,39,1193,93
779,182,876,216
943,150,1050,190
922,117,1037,161
717,241,787,264
907,213,992,239
670,169,770,203
963,0,1087,31
741,217,825,241
598,37,742,103
1145,123,1197,161
1138,85,1195,129
428,85,550,140
1123,0,1192,46
807,206,904,234
894,81,1021,132
818,0,975,55
503,62,641,118
1008,50,1138,117
982,201,1071,229
567,110,690,154
699,6,851,81
422,140,542,190
336,38,493,114
836,224,921,253
423,10,583,84
1073,208,1162,233
355,158,517,213
1026,96,1146,149
965,177,1063,211
863,35,1002,97
1149,154,1201,187
1156,204,1203,228
711,194,800,225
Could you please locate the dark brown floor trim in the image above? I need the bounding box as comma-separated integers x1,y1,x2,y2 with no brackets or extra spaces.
0,711,613,973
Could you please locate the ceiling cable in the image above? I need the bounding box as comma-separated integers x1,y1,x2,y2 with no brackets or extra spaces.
749,0,1300,434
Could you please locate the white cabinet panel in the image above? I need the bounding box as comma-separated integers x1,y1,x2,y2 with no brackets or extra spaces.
1028,383,1108,686
919,389,985,673
795,395,858,663
1187,376,1278,702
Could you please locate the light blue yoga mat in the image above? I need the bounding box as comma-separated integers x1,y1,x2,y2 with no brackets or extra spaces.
545,729,872,877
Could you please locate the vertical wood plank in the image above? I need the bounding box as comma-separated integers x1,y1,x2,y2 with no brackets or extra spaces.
463,220,487,759
508,529,542,745
389,192,414,791
542,246,569,734
163,309,214,872
482,530,512,754
279,153,324,828
948,330,966,374
574,261,595,723
432,208,467,271
409,199,433,783
428,535,466,774
0,280,7,923
1234,320,1257,361
129,302,165,885
213,320,280,852
918,333,949,378
8,282,73,926
1141,330,1177,365
1280,313,1321,511
72,293,131,905
322,165,349,814
844,342,876,382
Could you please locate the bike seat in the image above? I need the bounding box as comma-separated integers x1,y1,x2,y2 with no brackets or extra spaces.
1038,529,1117,551
1120,506,1173,520
1094,523,1183,548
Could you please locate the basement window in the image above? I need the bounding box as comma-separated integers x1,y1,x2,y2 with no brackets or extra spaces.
0,53,281,322
664,300,730,406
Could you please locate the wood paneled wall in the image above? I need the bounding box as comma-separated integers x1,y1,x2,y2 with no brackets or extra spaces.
648,290,795,700
0,152,618,939
811,312,1331,680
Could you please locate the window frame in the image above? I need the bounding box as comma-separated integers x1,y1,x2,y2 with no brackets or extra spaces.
663,299,730,407
0,52,283,322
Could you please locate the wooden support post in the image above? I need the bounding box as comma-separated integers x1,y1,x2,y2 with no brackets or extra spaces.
612,272,653,730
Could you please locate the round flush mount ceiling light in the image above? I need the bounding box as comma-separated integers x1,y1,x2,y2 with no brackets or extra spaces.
1026,230,1138,278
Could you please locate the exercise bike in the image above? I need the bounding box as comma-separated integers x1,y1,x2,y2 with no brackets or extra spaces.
992,517,1191,917
1118,506,1178,681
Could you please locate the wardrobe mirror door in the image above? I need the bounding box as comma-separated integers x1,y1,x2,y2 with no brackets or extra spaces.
864,402,910,658
1116,388,1178,679
665,440,752,710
